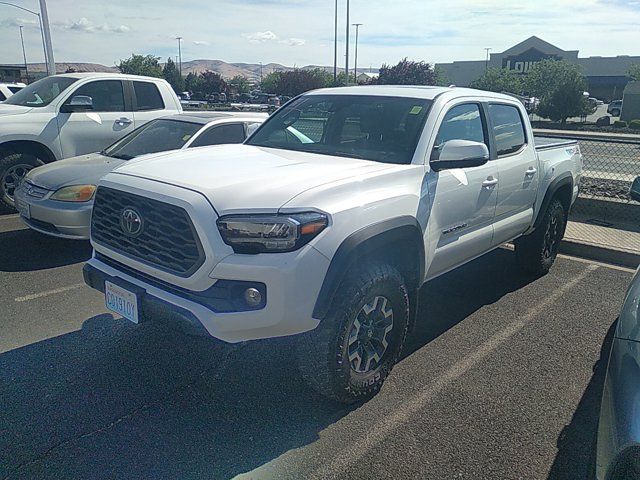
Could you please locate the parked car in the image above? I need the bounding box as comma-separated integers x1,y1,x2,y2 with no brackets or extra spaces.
14,112,266,240
608,100,623,117
0,82,26,101
595,177,640,480
589,97,604,106
0,73,182,209
83,86,582,403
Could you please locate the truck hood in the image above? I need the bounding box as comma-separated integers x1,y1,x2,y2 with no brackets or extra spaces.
113,144,394,213
0,104,33,116
26,152,125,191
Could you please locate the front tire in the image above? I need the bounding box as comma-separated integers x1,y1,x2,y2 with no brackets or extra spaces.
515,199,566,276
297,263,410,403
0,152,44,210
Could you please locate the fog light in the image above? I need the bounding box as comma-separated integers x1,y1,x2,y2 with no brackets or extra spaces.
244,288,262,307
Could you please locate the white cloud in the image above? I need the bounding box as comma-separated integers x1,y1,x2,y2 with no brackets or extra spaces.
283,38,305,46
61,17,130,34
244,30,278,43
193,40,210,46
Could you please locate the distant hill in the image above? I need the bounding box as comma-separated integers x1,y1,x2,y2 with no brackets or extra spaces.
26,60,376,81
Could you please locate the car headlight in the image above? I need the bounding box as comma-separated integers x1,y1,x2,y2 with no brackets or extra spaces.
217,212,328,253
50,185,97,202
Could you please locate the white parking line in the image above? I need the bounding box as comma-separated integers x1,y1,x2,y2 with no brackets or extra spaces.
303,264,599,480
14,283,85,302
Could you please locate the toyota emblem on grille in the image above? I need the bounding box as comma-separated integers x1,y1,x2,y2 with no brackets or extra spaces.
120,208,143,237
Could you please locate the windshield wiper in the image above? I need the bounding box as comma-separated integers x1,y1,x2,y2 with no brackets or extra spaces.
107,153,135,160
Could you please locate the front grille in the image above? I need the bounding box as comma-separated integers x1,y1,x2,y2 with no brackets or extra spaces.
23,181,50,199
91,187,205,277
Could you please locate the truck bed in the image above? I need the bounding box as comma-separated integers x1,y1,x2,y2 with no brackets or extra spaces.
534,136,578,151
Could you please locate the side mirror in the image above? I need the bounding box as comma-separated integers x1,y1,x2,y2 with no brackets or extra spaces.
430,139,490,171
631,176,640,202
60,95,93,113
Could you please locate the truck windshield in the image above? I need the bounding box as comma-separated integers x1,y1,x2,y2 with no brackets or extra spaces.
247,94,433,164
5,76,78,107
102,119,202,160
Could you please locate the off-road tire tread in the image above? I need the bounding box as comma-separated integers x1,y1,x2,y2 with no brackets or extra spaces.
297,262,409,404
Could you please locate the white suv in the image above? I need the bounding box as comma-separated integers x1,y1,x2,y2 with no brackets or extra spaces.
84,86,582,403
0,73,181,209
0,82,25,101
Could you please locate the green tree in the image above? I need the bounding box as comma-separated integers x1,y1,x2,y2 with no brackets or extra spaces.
229,75,252,95
629,64,640,81
162,58,184,92
261,69,330,96
260,72,281,93
199,70,229,96
184,72,201,93
375,58,437,85
117,54,163,77
470,67,523,94
525,60,592,124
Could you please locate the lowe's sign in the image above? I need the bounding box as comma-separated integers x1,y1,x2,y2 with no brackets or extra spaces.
502,48,560,74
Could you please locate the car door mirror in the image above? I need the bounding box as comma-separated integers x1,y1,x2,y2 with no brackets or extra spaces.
60,95,94,113
430,140,490,171
631,176,640,202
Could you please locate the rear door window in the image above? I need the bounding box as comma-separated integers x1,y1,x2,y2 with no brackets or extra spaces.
189,123,246,147
488,104,526,156
133,81,165,111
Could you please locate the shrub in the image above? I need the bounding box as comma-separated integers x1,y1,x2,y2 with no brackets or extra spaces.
613,120,628,128
629,120,640,130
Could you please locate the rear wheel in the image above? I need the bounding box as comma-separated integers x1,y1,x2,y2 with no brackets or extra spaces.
0,152,44,210
515,199,566,276
611,108,620,117
297,263,410,403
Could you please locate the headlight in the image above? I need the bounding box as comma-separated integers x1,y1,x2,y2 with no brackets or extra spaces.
217,212,328,253
50,185,97,202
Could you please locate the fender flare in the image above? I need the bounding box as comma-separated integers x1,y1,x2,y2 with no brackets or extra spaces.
312,216,425,320
533,172,573,230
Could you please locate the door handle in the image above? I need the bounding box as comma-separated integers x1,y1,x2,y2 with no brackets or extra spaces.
116,117,132,126
482,177,498,188
525,167,537,176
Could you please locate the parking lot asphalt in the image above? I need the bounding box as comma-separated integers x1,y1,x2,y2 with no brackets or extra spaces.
0,213,634,480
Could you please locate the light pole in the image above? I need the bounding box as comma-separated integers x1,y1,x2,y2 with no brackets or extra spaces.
19,25,28,82
38,0,55,76
344,0,350,84
333,0,338,82
484,47,491,71
352,23,362,81
176,36,183,77
0,1,51,76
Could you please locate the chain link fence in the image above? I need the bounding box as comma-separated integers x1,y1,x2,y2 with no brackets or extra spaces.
535,132,640,253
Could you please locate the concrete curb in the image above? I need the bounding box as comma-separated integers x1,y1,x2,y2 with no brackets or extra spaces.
560,238,640,269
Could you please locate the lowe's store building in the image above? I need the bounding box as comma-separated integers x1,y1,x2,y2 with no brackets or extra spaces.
436,36,640,101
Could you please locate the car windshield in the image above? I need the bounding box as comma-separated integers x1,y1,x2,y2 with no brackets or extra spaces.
102,118,202,160
5,76,77,107
246,94,433,164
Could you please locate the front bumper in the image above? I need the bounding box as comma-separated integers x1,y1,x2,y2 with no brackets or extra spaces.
83,245,330,343
596,337,640,479
14,187,92,240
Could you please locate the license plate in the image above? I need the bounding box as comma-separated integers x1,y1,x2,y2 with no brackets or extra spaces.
105,281,139,324
15,197,30,219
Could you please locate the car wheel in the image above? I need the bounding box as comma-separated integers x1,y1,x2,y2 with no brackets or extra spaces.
515,199,566,276
611,109,620,117
297,263,410,403
0,152,44,210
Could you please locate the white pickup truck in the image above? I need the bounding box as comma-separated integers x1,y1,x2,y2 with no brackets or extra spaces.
0,73,181,209
83,86,582,403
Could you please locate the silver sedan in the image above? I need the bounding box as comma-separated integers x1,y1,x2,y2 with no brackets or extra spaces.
595,178,640,479
14,112,266,239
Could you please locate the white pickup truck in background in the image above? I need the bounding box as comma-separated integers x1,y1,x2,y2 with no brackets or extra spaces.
0,73,182,209
83,86,583,403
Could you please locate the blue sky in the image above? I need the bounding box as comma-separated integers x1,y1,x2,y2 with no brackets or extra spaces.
1,0,640,69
